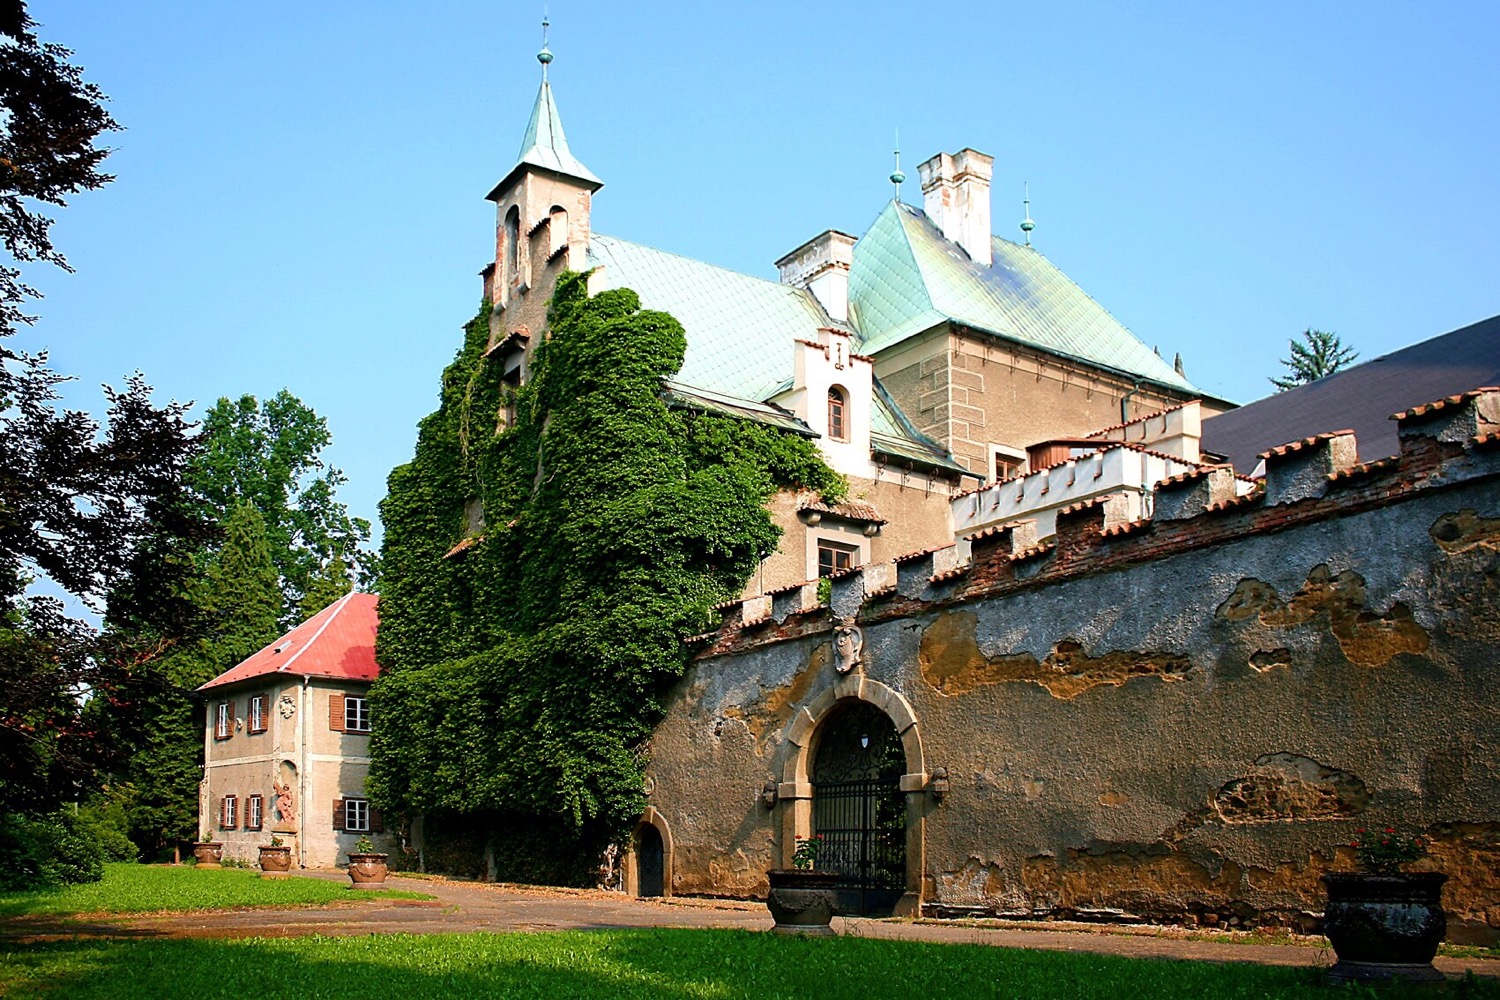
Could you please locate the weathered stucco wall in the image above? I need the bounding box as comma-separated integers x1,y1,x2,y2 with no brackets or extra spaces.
645,392,1500,943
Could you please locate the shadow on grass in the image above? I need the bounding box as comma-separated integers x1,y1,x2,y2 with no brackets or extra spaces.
2,928,1492,1000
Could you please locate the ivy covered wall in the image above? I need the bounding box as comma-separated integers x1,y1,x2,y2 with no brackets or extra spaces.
370,273,842,880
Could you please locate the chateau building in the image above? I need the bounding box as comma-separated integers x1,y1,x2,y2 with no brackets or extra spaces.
482,48,1234,599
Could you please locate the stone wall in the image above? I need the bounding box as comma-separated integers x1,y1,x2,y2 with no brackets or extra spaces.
643,389,1500,943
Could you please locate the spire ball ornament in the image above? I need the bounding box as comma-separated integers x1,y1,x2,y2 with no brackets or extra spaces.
889,168,906,186
538,46,553,65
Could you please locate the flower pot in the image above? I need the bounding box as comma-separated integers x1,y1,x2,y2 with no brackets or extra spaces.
347,852,389,886
1321,872,1448,983
766,869,839,936
258,844,293,878
193,842,224,868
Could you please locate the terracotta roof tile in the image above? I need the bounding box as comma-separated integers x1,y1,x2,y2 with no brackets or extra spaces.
1327,456,1400,483
964,520,1033,543
198,593,379,692
1392,387,1499,422
1082,400,1193,439
798,498,886,525
1257,430,1354,462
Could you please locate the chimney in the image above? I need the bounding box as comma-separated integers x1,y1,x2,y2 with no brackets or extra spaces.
918,149,994,267
775,230,857,322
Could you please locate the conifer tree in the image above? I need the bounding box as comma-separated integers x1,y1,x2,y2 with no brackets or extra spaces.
116,504,281,853
1270,329,1358,391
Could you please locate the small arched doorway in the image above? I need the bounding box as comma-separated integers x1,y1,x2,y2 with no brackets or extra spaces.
811,700,906,916
634,822,664,897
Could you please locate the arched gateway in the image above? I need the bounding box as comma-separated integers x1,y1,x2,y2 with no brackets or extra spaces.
779,674,927,917
811,701,906,915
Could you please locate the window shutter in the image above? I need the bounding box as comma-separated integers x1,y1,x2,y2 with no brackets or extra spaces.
369,808,384,833
330,693,345,732
229,699,237,730
333,798,345,831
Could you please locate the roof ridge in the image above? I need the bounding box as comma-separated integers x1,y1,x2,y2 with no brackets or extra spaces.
275,590,356,674
592,233,815,297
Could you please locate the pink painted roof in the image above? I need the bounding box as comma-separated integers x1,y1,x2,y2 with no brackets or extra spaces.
197,592,380,692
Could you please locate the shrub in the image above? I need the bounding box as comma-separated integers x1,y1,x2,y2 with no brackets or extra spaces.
0,810,106,891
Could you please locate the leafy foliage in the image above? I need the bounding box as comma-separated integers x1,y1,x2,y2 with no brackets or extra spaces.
1349,827,1427,875
0,0,120,338
371,274,841,876
189,391,375,626
1269,329,1358,390
104,504,281,855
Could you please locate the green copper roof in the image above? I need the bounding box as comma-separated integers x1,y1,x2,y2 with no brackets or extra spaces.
849,201,1198,394
487,80,601,199
587,234,836,402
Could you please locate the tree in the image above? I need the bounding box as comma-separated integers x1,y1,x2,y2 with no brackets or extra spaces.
189,390,376,627
112,504,280,854
0,0,120,338
1270,329,1358,391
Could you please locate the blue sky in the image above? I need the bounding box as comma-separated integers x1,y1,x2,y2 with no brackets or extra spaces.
20,1,1500,543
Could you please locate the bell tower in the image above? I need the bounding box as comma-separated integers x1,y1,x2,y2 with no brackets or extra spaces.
483,18,603,343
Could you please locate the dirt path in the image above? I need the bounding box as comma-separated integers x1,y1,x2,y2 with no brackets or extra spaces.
7,871,1497,981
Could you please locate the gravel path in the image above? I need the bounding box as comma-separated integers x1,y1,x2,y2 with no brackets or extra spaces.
7,870,1497,981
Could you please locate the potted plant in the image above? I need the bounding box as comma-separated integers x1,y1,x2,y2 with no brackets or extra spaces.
258,834,293,878
766,835,838,936
192,832,224,868
1321,828,1447,983
347,835,389,886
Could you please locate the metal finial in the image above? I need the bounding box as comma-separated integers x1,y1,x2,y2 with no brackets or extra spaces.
538,12,553,76
1020,182,1035,246
889,130,905,200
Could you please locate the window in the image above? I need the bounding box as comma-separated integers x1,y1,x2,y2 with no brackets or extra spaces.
817,539,859,578
246,794,263,831
344,798,370,833
827,386,848,443
334,797,384,834
989,444,1027,483
330,692,370,733
345,696,370,733
220,794,237,830
214,701,233,740
248,695,266,734
504,206,521,290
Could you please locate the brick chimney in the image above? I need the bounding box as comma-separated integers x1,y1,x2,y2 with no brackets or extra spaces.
918,149,994,267
775,230,857,322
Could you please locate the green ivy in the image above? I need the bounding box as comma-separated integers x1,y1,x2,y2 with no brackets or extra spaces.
371,273,842,879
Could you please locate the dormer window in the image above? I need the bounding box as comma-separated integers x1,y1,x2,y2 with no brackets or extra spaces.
828,386,848,443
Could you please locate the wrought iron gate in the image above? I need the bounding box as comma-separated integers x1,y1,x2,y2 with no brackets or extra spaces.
811,701,906,916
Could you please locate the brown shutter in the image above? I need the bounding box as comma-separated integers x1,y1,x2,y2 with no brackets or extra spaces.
333,798,345,831
330,692,345,732
229,699,237,732
369,808,384,833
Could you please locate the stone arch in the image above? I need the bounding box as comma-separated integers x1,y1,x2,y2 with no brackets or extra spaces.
623,804,674,898
776,674,927,914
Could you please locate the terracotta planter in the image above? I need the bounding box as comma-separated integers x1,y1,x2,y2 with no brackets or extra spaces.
258,844,293,877
1321,872,1448,983
347,852,389,886
766,869,839,936
192,842,223,867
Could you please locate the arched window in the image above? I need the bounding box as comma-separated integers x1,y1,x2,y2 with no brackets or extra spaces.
827,386,848,442
503,206,521,289
549,205,569,256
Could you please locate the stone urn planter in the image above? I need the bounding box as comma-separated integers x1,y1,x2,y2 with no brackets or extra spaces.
192,841,223,868
1321,872,1448,983
347,852,389,886
258,843,293,878
766,870,839,936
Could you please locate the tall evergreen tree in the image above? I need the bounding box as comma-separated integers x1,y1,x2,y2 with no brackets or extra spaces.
1270,329,1358,391
115,503,280,854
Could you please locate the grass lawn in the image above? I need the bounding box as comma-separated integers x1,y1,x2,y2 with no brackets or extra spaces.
2,929,1494,1000
0,863,430,918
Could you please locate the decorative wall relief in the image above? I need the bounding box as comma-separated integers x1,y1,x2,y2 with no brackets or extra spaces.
833,621,863,674
278,693,296,719
273,761,298,832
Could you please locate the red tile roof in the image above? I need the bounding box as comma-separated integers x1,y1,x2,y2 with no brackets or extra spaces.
197,592,380,692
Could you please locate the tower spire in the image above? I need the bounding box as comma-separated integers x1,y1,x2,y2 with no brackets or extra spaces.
1019,182,1035,247
889,130,906,202
538,10,552,81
